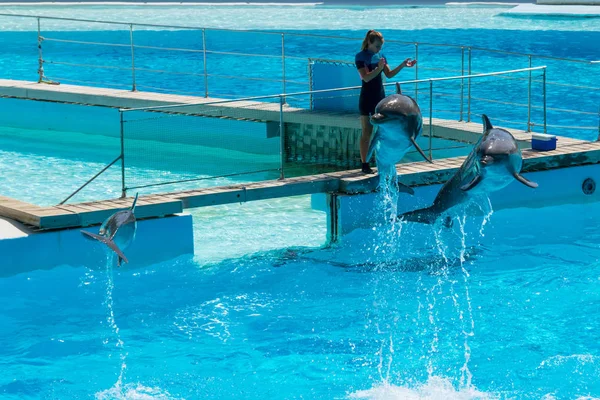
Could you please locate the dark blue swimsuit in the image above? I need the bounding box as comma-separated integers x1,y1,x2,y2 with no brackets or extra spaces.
355,50,386,116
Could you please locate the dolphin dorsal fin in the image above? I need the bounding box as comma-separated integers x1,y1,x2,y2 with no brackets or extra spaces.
130,192,139,213
395,82,402,94
482,114,493,133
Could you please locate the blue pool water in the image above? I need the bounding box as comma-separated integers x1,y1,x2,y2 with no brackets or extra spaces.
1,201,600,399
1,5,600,399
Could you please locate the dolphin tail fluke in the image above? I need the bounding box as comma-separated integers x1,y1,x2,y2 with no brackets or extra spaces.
130,192,139,212
513,172,538,188
366,130,381,163
399,207,438,225
80,230,130,266
410,137,433,164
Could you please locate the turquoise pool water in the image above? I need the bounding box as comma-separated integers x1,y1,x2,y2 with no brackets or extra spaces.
0,123,284,206
1,5,600,399
1,202,600,399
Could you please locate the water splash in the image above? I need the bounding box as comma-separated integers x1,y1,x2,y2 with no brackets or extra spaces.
98,254,129,398
477,197,494,237
348,376,494,400
456,215,475,389
370,180,403,267
96,383,179,400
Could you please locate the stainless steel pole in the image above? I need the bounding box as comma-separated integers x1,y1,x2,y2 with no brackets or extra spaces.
120,111,127,198
129,24,137,91
543,68,547,134
527,55,532,132
460,47,465,121
414,43,419,102
202,29,208,98
429,80,433,161
37,18,43,83
467,47,472,122
279,95,285,180
281,33,286,103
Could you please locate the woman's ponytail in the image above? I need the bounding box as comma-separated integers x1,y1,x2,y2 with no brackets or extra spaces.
361,30,384,51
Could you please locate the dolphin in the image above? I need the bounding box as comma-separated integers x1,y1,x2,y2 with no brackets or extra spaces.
399,115,538,225
367,83,432,194
81,193,139,266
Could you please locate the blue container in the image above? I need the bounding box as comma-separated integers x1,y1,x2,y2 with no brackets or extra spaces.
532,133,557,151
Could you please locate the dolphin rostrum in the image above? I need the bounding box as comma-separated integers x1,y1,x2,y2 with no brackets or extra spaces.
367,83,432,194
81,193,139,266
399,115,538,225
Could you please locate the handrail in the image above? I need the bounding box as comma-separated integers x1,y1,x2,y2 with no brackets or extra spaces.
58,154,122,205
120,66,547,113
1,12,597,65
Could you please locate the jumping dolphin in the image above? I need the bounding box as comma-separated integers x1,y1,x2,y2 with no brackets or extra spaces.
399,115,538,225
367,84,432,194
81,193,139,266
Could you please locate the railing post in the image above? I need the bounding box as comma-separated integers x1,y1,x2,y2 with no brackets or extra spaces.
460,46,464,121
202,28,208,98
120,111,127,198
281,33,286,103
279,95,285,180
37,17,44,83
414,43,419,102
527,55,532,132
129,24,136,92
542,67,547,134
597,106,600,141
467,47,472,123
429,79,433,161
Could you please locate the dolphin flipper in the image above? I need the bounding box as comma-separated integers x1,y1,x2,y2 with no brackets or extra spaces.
80,230,130,266
460,174,483,191
409,137,433,164
513,172,538,188
366,129,381,163
399,207,437,225
396,180,415,196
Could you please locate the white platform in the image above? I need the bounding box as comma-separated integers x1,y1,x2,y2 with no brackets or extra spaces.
501,3,600,16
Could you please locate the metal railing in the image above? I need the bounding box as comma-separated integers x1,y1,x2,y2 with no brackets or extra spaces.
1,12,596,143
54,66,547,204
1,13,596,96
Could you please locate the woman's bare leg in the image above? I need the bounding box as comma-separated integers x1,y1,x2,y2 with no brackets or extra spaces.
360,115,373,163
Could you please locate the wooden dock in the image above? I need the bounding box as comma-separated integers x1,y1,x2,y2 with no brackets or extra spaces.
2,139,599,231
0,78,595,231
1,79,581,146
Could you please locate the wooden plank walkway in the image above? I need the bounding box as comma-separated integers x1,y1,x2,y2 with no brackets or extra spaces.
2,139,600,231
0,79,593,231
2,79,580,146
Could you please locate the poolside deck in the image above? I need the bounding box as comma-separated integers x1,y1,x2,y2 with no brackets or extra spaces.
0,78,595,231
2,138,599,231
0,78,578,146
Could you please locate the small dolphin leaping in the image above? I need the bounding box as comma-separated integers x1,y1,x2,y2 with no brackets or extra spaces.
81,193,139,266
367,83,432,194
399,115,538,225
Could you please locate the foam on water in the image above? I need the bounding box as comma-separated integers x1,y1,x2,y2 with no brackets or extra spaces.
348,376,493,400
96,383,180,400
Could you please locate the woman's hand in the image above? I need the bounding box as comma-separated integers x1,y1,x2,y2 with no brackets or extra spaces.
378,58,386,70
402,58,417,67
